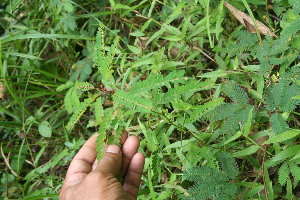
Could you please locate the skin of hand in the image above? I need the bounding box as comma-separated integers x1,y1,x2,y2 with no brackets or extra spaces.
59,132,145,200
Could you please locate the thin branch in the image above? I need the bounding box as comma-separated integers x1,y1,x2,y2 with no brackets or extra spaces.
0,144,23,178
193,46,216,63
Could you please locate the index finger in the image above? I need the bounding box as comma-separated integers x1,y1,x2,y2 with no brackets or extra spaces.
66,134,98,176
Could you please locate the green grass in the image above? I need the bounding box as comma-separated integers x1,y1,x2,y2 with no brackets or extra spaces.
1,0,300,199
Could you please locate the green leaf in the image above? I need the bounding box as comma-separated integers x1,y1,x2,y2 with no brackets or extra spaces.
264,129,300,144
233,145,260,157
56,81,74,92
164,138,196,151
38,121,52,137
186,98,225,124
244,107,253,136
6,52,43,60
278,162,289,186
154,81,214,105
198,70,228,78
66,95,97,130
113,90,153,113
96,133,107,160
138,119,158,151
63,2,74,12
270,113,289,134
293,95,300,99
94,97,103,126
127,45,142,54
171,100,193,111
267,145,300,165
130,70,186,93
114,3,131,10
224,131,242,145
1,34,93,44
218,152,239,179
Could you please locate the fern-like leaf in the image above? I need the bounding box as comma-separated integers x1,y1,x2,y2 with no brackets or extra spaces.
224,30,259,57
270,113,289,134
289,161,300,186
264,67,300,112
113,90,153,113
153,81,214,105
265,145,300,168
98,108,114,134
75,81,95,91
96,132,107,160
66,94,97,130
217,105,253,135
218,152,239,180
186,98,225,124
129,70,186,93
93,23,120,82
182,165,237,200
94,97,103,126
278,162,290,186
223,81,248,105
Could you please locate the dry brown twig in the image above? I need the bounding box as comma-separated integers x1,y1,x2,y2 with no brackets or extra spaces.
1,144,23,178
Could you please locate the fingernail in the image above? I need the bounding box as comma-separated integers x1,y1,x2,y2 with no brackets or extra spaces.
106,145,120,154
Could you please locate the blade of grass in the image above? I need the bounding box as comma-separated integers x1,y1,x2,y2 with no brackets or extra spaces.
7,65,67,82
206,0,214,48
240,0,262,43
0,33,94,44
0,41,31,116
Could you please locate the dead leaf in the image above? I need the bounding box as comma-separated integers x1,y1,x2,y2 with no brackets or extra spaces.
243,18,256,33
170,46,180,58
224,1,276,37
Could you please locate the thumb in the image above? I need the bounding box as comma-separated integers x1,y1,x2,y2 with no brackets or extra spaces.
95,145,122,177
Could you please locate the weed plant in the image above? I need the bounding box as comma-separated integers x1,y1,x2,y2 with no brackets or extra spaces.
0,0,299,199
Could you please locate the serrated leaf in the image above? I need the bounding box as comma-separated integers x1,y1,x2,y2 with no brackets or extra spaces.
94,97,103,126
218,152,239,180
270,113,289,134
113,90,153,113
268,145,300,164
154,81,214,105
96,133,107,160
75,81,95,91
186,98,225,124
264,129,300,144
130,70,186,93
138,119,157,151
66,95,97,130
278,162,289,186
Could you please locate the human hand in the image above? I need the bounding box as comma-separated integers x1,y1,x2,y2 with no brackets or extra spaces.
59,132,145,200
